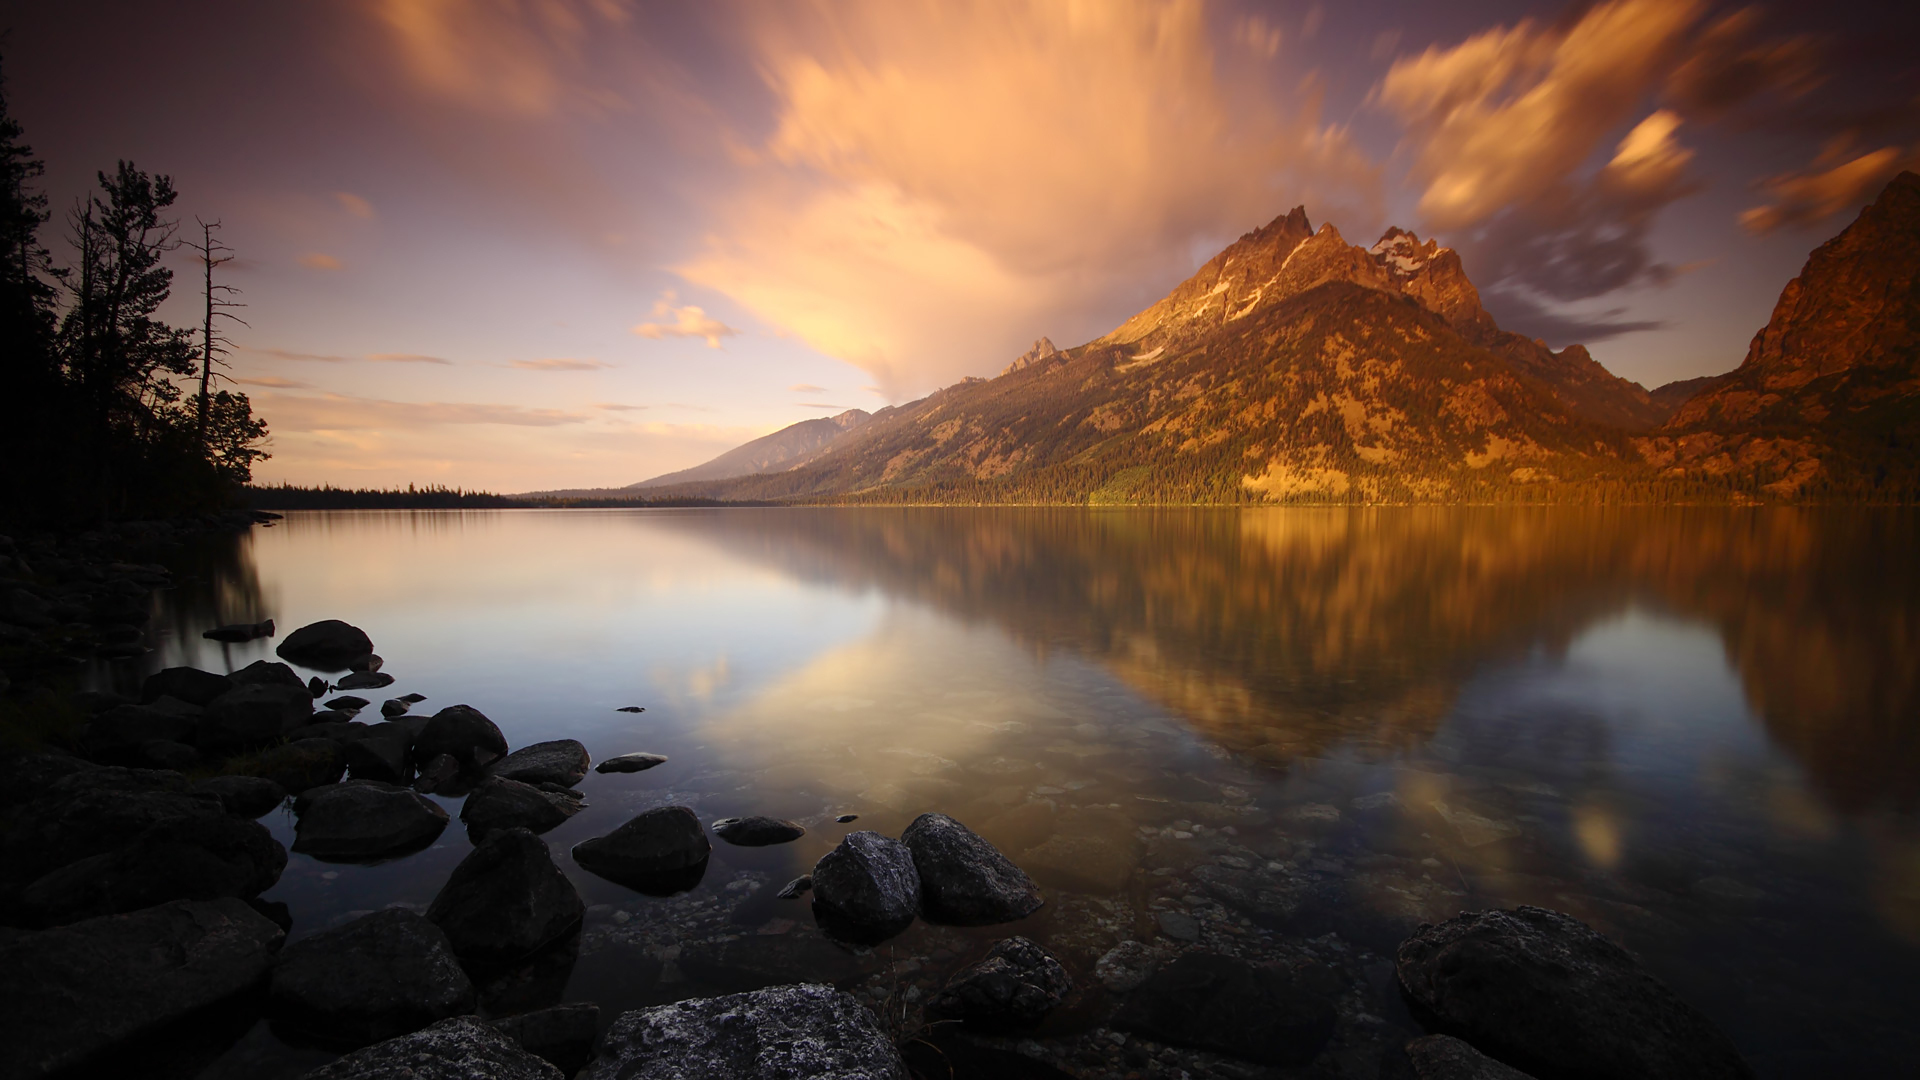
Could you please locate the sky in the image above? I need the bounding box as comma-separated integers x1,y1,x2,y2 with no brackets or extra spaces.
6,0,1917,491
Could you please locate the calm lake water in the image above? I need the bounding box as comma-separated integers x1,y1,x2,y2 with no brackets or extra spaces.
101,507,1920,1077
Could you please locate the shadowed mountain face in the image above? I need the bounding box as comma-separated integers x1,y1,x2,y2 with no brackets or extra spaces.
1640,172,1920,498
632,409,872,488
670,507,1920,816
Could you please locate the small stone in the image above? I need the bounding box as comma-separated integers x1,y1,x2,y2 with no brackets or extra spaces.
336,670,396,691
1155,911,1200,942
711,815,807,846
836,813,859,823
615,706,645,713
380,699,409,717
492,739,591,787
776,875,813,899
595,752,667,774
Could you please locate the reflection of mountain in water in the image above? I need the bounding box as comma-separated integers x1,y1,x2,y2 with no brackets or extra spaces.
678,508,1919,815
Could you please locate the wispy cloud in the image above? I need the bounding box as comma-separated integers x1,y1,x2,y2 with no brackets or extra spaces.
1740,143,1920,233
593,402,648,411
248,347,350,363
367,352,455,365
298,252,344,270
255,390,590,430
511,357,612,371
789,383,827,394
797,402,850,410
233,375,313,389
334,192,376,219
632,291,738,348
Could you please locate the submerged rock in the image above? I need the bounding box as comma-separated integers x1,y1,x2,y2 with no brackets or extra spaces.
428,827,584,969
277,619,375,671
711,815,806,846
1115,951,1337,1067
461,776,584,838
572,806,710,893
811,830,920,944
490,1002,600,1077
335,671,395,691
927,936,1071,1029
1095,940,1160,993
492,739,591,787
581,983,906,1080
835,813,859,823
594,751,667,773
324,695,371,713
901,812,1043,925
1395,906,1753,1080
300,1015,562,1080
269,908,475,1048
775,875,812,899
292,781,448,861
0,898,284,1080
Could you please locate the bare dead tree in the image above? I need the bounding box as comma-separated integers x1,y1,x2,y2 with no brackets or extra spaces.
185,217,245,443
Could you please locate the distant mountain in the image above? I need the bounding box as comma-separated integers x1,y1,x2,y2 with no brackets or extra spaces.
1639,171,1920,498
640,188,1916,504
630,408,872,489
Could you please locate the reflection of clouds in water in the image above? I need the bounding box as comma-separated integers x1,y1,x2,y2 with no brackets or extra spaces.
655,654,731,703
1573,804,1624,870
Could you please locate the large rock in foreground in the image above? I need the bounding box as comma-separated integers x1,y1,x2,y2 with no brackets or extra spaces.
928,935,1071,1029
571,805,710,893
1395,906,1752,1080
428,827,583,969
1384,1035,1542,1080
1114,951,1336,1067
199,682,312,753
810,830,920,944
461,776,584,838
0,898,285,1079
277,619,375,671
490,1002,600,1077
17,814,285,926
292,781,449,861
582,983,907,1080
491,739,591,787
901,812,1043,925
0,767,225,881
270,908,475,1048
301,1015,562,1080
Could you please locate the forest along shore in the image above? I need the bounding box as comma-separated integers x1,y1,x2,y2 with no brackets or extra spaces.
0,601,1761,1078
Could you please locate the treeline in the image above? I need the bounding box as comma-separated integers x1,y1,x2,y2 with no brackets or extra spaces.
0,54,268,530
245,484,755,510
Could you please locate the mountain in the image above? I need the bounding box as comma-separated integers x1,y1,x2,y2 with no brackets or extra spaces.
630,408,872,489
645,186,1918,504
1638,171,1920,498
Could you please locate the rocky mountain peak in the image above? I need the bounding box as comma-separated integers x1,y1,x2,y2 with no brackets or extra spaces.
1001,337,1063,376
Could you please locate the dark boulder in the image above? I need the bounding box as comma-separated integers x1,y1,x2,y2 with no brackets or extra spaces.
141,666,233,706
571,805,710,893
0,752,96,809
291,719,373,743
461,776,584,838
335,671,395,691
269,908,475,1047
196,774,287,818
379,698,408,716
492,739,591,787
775,875,812,899
0,898,284,1079
901,812,1043,925
594,751,667,773
0,768,222,881
415,704,508,772
126,739,201,770
292,781,449,862
230,659,308,690
810,830,920,944
413,752,462,795
927,936,1071,1028
350,653,383,673
198,682,312,753
300,1015,562,1080
85,698,200,760
490,1002,600,1077
202,618,274,643
711,815,806,846
324,695,371,713
1114,951,1337,1067
17,815,286,927
308,676,330,699
1383,1035,1543,1080
1395,906,1753,1080
276,619,375,671
344,734,411,785
428,827,583,969
245,738,347,793
581,983,906,1080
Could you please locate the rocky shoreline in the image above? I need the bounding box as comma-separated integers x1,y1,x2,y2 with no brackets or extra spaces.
0,597,1758,1078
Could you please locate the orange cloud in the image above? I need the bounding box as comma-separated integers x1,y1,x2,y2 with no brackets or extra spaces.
298,252,344,270
367,352,455,365
1741,144,1920,234
632,292,738,348
261,391,590,431
371,0,630,116
334,192,376,219
679,0,1377,396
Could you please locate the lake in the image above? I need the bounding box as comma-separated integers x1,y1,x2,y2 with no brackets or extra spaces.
101,507,1920,1077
